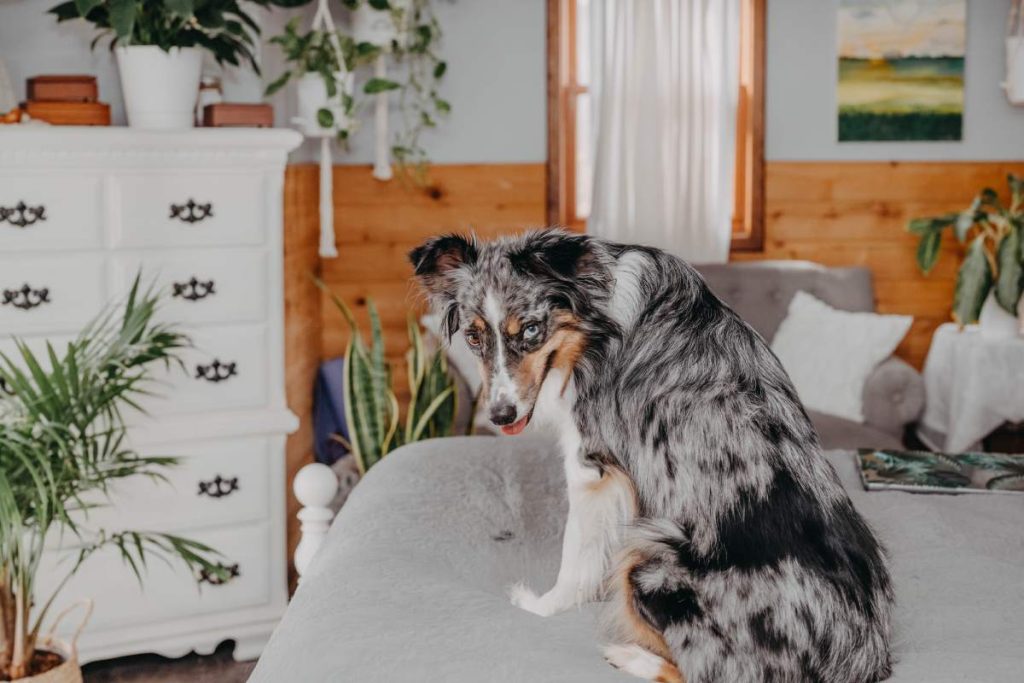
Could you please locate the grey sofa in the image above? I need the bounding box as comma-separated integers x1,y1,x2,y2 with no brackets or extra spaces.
696,260,923,450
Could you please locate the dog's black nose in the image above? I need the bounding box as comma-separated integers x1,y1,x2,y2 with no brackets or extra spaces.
490,403,518,426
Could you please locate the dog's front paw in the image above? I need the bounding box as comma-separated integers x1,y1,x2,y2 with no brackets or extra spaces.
508,582,558,617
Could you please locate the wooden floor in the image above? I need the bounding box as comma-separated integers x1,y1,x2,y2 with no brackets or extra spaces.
82,642,254,683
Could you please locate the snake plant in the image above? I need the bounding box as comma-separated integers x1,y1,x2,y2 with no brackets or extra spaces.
319,282,458,474
910,174,1024,326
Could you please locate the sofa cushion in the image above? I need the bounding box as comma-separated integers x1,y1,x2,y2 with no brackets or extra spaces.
809,410,902,451
696,261,875,341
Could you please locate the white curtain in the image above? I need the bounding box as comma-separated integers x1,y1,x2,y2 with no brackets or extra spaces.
587,0,740,263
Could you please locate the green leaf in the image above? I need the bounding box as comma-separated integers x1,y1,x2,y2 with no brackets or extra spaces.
364,77,401,94
368,0,391,9
995,224,1024,314
434,97,450,114
433,61,447,79
162,0,194,20
264,71,291,96
74,0,104,16
953,235,994,326
317,107,335,128
107,0,137,41
916,228,943,275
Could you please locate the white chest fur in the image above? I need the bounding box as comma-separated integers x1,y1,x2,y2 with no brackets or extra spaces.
0,128,301,663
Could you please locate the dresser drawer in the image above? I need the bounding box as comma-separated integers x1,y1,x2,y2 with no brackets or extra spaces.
59,436,272,537
40,521,274,632
112,172,267,248
0,254,106,334
0,172,103,250
142,324,269,415
111,250,268,326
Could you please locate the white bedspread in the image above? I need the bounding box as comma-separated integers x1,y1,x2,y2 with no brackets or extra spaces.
250,437,1024,682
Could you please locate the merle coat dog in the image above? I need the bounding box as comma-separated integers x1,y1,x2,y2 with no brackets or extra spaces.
410,230,894,683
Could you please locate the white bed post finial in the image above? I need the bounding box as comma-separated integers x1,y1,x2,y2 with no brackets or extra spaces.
293,462,339,580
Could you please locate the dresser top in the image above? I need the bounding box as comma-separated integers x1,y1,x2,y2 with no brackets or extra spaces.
0,125,303,153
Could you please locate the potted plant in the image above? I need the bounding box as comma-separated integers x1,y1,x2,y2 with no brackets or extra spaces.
910,174,1024,335
317,282,464,473
265,18,359,140
49,0,310,129
343,0,450,180
0,281,225,681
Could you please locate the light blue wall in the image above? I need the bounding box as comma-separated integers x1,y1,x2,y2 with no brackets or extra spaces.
767,0,1024,161
0,0,547,164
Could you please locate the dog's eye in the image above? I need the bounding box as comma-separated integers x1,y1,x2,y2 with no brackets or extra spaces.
465,330,482,347
523,323,541,341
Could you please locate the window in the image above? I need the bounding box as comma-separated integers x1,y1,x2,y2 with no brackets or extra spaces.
547,0,765,251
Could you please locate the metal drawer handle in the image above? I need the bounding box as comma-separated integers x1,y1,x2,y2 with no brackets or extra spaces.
198,475,239,498
0,202,46,228
170,199,213,224
172,277,215,302
195,359,237,383
198,562,240,586
2,284,50,310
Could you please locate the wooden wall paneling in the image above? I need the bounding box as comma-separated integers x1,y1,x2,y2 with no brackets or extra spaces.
282,164,322,592
741,161,1024,368
319,164,547,369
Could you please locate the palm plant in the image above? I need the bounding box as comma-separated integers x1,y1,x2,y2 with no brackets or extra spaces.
317,281,460,474
0,280,224,680
910,174,1024,325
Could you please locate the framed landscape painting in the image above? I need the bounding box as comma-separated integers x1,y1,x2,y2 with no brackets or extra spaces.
837,0,966,141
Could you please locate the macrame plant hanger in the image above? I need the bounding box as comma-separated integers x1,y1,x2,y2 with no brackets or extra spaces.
307,0,346,258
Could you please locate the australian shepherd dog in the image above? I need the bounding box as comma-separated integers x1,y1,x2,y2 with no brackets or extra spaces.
410,229,894,683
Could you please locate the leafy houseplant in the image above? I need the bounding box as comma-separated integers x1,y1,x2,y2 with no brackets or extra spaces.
49,0,308,128
318,283,462,474
265,18,363,140
342,0,451,177
910,174,1024,327
0,282,225,680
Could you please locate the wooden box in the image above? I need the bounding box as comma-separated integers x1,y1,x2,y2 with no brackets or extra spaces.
23,101,110,126
202,103,274,128
27,75,98,102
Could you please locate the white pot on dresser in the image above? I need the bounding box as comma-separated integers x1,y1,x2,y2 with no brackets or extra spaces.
0,127,302,663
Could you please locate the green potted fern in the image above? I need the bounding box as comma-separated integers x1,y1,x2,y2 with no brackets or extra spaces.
0,281,224,681
910,174,1024,335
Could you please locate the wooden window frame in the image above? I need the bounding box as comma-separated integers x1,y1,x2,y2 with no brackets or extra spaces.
546,0,765,251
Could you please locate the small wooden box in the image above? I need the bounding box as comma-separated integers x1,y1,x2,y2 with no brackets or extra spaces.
23,101,111,126
27,75,98,103
202,103,274,128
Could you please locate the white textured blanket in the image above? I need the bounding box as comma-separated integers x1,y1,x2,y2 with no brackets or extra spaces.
250,437,1024,682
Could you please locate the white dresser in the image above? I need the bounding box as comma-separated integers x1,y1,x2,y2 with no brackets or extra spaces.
0,127,302,663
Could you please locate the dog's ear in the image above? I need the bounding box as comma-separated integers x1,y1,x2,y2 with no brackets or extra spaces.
409,234,478,341
409,234,478,283
509,230,597,281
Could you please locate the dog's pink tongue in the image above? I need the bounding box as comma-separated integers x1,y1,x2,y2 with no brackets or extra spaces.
501,416,530,436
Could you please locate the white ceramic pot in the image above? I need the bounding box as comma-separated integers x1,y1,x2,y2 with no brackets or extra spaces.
18,636,82,683
351,1,409,48
116,46,202,129
978,292,1020,338
294,72,352,138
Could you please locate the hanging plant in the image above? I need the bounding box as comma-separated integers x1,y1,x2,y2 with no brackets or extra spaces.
265,17,368,140
343,0,451,179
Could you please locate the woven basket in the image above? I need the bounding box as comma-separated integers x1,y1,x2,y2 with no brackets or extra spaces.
17,600,92,683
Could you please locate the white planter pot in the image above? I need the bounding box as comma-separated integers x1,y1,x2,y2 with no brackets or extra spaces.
978,292,1020,338
295,72,352,138
352,2,409,49
116,46,202,129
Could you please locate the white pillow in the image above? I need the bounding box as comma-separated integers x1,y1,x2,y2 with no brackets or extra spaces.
770,291,912,423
